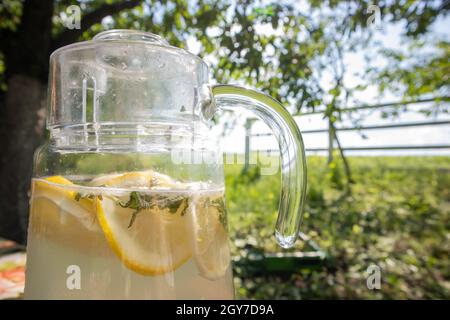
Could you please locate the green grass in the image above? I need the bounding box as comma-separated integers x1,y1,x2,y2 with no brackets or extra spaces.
225,156,450,299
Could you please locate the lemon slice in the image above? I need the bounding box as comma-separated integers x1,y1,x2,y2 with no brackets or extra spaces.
192,194,231,280
32,176,98,231
89,171,174,189
94,172,193,275
29,176,103,253
97,196,192,276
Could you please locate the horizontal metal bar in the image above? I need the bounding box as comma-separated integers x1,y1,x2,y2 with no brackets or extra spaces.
259,145,450,153
250,120,450,136
247,96,450,122
295,96,450,116
250,133,275,137
308,145,450,151
306,120,450,134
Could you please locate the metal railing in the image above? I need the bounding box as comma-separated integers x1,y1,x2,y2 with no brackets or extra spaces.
244,97,450,163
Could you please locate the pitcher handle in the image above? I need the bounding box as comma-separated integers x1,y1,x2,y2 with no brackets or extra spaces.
211,84,307,248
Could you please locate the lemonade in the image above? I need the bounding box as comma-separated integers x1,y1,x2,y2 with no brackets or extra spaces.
24,171,234,299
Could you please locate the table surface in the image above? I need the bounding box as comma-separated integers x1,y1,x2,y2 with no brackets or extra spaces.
0,238,25,299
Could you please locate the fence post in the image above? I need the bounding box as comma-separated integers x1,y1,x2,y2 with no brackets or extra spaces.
244,119,252,172
327,118,334,164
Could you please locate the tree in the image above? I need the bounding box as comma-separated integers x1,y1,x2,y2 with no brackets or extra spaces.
371,40,450,115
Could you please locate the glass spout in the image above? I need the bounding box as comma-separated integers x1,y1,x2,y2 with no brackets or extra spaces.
93,29,170,46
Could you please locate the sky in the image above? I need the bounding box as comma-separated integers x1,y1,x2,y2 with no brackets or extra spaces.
187,9,450,156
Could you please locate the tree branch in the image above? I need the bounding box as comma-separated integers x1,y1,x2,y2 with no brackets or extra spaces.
334,130,354,189
52,0,142,50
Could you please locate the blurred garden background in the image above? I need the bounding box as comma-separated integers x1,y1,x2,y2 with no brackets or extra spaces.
0,0,449,299
227,156,449,299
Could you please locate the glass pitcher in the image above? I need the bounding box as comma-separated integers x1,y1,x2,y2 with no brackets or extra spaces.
24,30,307,300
